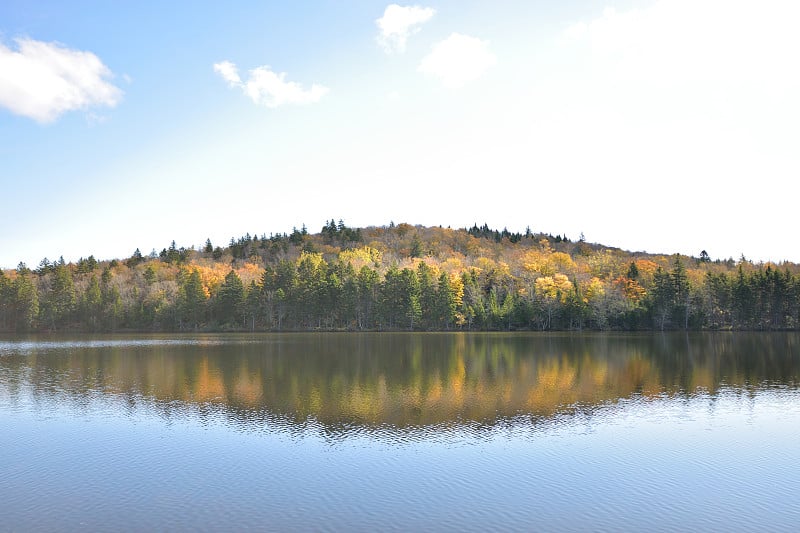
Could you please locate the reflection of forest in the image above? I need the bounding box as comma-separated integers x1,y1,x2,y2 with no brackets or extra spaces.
3,333,799,428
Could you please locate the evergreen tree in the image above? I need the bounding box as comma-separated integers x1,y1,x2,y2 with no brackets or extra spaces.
244,280,261,331
101,274,123,331
357,265,380,329
417,262,437,329
81,275,103,331
410,234,423,258
671,257,691,329
0,270,10,330
649,267,674,330
215,270,245,327
44,262,76,329
13,273,39,332
179,269,207,330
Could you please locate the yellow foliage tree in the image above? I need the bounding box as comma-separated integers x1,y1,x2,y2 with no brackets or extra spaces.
339,246,382,270
550,252,577,275
535,274,573,302
584,277,605,303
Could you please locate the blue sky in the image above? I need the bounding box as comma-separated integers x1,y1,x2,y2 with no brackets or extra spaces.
2,0,799,268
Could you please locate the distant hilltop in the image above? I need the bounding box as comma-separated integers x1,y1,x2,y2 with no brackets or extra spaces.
2,221,799,333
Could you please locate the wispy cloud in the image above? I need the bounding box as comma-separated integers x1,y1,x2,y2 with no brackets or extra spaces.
376,4,436,53
418,33,496,88
0,37,122,123
213,61,328,108
560,0,800,133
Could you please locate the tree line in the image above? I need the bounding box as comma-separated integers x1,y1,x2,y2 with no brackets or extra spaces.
1,221,799,332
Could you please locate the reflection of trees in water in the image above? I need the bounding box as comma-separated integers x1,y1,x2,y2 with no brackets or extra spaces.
2,333,798,430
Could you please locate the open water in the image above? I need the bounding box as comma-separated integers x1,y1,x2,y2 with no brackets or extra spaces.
1,332,799,531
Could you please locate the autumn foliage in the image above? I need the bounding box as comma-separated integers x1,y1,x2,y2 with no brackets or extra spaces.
2,221,799,332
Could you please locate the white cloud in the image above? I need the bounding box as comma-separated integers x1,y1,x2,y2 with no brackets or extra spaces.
0,37,122,123
213,61,329,108
213,60,241,86
418,33,496,88
376,4,436,53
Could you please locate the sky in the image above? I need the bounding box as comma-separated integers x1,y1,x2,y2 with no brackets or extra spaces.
1,0,799,269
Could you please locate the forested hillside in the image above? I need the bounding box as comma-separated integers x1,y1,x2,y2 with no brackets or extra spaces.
2,221,799,332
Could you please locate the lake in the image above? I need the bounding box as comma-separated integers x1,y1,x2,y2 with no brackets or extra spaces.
1,332,799,531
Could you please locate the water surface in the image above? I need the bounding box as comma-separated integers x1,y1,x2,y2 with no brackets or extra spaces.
1,332,799,531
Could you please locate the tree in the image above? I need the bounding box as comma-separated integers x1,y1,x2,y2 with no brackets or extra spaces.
380,266,421,329
143,264,157,284
627,261,639,280
295,252,328,328
671,257,691,329
78,255,99,273
435,272,460,329
81,275,103,331
42,262,76,329
214,270,245,327
13,272,39,331
179,269,207,330
126,249,143,268
401,267,422,329
417,262,438,329
101,280,123,331
648,267,674,331
244,280,261,331
410,234,423,258
357,265,380,329
733,265,754,329
461,270,485,330
534,274,572,330
0,270,11,330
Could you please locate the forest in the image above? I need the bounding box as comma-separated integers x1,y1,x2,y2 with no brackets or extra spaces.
1,220,799,333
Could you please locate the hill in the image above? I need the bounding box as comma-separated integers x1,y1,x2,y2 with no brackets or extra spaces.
2,221,799,332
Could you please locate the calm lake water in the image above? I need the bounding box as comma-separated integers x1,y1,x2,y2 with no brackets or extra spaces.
1,332,799,532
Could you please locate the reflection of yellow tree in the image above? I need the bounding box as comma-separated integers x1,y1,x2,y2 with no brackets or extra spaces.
18,333,797,430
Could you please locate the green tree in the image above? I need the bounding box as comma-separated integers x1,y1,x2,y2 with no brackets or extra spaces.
435,272,458,329
295,252,328,328
43,262,76,329
648,267,674,330
214,270,245,327
401,267,422,329
13,272,39,332
357,265,380,329
143,264,157,284
179,269,207,330
671,257,691,330
417,262,437,329
101,281,123,331
380,265,423,329
125,249,143,268
81,275,103,330
733,265,754,329
410,234,423,258
244,280,261,331
0,270,10,330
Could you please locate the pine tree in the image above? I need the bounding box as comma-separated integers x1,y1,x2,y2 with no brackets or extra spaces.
179,269,207,330
215,270,245,327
